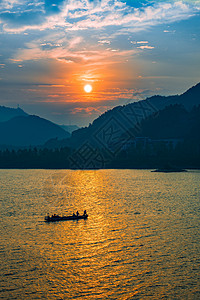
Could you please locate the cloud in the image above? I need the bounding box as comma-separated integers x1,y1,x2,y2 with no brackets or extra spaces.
163,29,176,33
98,40,111,45
136,41,149,44
11,32,136,67
0,0,199,34
2,0,198,69
71,106,102,115
0,1,23,10
137,45,154,49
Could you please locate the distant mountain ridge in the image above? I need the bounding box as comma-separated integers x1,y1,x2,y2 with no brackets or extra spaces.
139,82,200,111
0,113,70,147
0,106,28,122
60,124,79,134
147,82,200,110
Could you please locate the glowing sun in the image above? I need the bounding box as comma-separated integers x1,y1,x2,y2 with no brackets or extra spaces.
84,84,92,93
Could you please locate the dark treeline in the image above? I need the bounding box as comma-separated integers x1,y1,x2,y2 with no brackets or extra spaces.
0,140,199,169
0,147,71,169
109,140,200,169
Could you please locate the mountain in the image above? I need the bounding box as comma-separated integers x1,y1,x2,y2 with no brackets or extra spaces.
1,83,199,169
0,115,70,147
160,82,200,110
1,82,199,151
0,106,28,122
60,124,79,134
178,82,200,108
110,103,200,169
65,82,200,149
138,104,199,140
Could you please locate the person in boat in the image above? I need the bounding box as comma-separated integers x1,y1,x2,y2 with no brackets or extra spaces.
73,213,76,217
76,211,79,217
83,210,87,216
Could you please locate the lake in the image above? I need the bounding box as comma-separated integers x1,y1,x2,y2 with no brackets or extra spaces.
0,169,200,299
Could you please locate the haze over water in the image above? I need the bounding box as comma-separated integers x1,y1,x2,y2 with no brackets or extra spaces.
1,169,199,299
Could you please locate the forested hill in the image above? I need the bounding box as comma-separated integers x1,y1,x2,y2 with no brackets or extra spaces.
64,82,200,148
138,104,200,140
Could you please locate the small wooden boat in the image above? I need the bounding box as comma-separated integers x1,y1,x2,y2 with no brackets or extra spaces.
45,213,88,222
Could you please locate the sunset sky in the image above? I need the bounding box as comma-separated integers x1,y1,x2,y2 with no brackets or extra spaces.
0,0,200,126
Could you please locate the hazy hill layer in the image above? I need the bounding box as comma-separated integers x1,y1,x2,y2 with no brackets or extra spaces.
0,115,70,146
60,125,79,134
0,106,28,122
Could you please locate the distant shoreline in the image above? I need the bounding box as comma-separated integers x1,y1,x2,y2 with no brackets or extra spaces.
151,168,187,173
0,167,199,171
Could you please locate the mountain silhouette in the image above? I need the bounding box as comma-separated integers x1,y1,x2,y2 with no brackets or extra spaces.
63,82,200,149
138,104,199,139
60,124,79,134
1,82,199,149
0,106,28,122
162,82,200,109
0,115,70,147
0,83,199,169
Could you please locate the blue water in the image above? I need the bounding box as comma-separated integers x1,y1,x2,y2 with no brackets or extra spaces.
0,169,200,299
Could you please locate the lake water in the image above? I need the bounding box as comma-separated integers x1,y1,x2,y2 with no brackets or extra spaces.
0,169,200,299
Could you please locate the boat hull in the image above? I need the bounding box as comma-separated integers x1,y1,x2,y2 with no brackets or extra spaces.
45,214,88,222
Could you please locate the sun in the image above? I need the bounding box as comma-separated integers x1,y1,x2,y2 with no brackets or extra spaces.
84,84,92,93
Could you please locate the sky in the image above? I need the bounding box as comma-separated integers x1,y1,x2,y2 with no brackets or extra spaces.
0,0,200,126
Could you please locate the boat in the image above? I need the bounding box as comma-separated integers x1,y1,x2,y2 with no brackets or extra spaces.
45,213,88,222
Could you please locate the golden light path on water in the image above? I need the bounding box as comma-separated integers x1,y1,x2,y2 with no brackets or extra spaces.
0,169,200,299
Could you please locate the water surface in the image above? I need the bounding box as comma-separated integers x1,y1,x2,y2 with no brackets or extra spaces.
0,169,200,299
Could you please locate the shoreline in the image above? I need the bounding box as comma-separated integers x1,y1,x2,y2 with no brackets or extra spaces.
0,167,199,171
